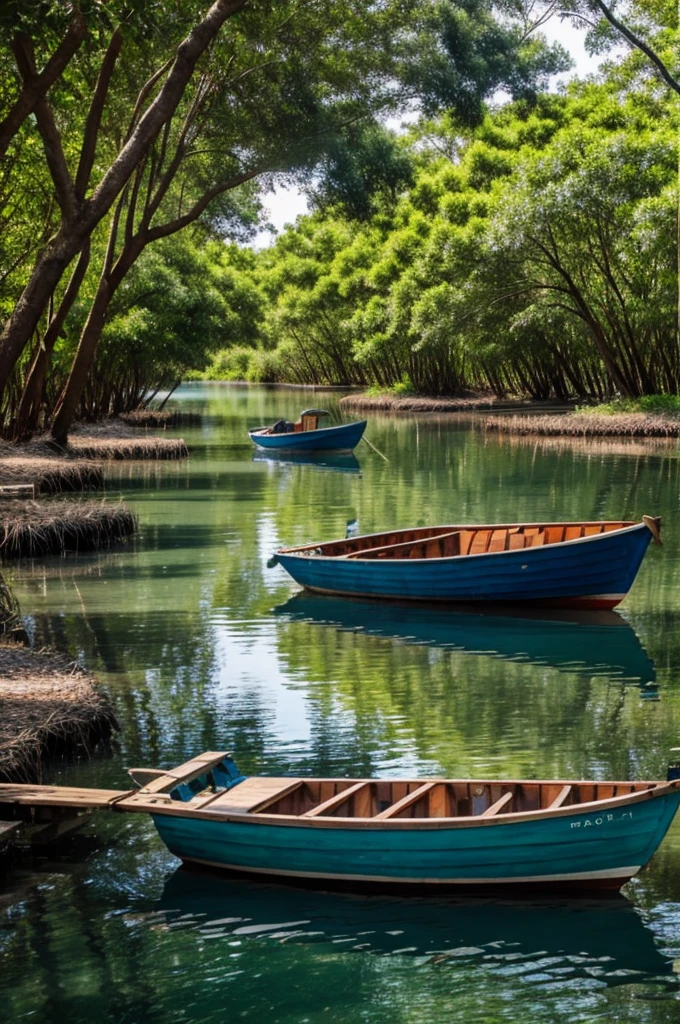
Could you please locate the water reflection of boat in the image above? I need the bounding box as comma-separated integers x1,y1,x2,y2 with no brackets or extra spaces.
275,594,657,691
159,868,672,984
253,450,361,474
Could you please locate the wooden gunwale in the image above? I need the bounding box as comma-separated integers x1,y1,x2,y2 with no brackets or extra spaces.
280,521,641,559
128,778,679,829
342,532,462,560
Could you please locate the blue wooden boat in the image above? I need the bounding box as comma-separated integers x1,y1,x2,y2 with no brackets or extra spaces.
249,409,366,452
275,517,661,609
120,751,680,892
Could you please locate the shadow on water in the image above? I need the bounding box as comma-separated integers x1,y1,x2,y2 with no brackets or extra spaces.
253,450,362,474
159,867,673,986
275,594,658,694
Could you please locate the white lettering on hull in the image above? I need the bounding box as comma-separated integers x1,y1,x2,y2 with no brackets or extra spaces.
571,811,633,829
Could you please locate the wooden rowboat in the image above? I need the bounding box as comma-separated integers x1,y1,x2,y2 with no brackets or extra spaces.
249,409,367,452
2,751,679,892
275,516,661,609
122,753,680,892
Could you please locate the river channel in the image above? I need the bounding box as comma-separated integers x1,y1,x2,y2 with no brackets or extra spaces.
3,383,680,1022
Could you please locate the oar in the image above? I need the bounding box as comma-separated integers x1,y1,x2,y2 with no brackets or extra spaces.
361,434,389,462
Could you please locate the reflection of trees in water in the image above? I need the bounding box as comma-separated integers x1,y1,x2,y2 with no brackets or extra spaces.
3,858,678,1024
273,617,680,781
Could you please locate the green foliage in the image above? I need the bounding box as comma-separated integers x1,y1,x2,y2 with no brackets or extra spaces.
207,70,679,401
577,396,680,416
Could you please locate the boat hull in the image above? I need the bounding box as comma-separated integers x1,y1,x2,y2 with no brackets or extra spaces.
151,786,680,892
249,420,367,452
277,522,654,608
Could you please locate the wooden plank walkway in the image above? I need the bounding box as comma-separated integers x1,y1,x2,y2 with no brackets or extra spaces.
0,784,132,809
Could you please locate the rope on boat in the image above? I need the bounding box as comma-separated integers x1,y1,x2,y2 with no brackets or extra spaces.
361,435,389,462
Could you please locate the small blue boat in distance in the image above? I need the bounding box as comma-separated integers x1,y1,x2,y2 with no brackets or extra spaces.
275,516,661,609
249,409,367,452
117,751,680,893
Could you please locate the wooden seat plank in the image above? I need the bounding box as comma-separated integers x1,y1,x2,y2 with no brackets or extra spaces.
564,525,583,540
139,752,231,794
459,531,475,555
544,526,565,545
488,529,508,553
203,777,303,815
546,785,572,809
508,533,525,550
302,781,370,818
469,531,492,555
479,791,514,817
374,781,437,820
584,525,603,536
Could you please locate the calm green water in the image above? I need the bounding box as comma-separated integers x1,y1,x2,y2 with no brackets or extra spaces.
3,383,680,1023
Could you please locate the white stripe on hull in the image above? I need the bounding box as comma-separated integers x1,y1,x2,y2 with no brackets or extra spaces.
182,858,641,886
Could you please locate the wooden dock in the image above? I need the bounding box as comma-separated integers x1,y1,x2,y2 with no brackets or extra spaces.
0,783,134,844
0,752,234,845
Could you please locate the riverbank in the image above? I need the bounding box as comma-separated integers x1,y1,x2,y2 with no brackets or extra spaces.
340,393,539,413
0,643,116,783
0,499,137,559
485,412,680,438
67,420,189,459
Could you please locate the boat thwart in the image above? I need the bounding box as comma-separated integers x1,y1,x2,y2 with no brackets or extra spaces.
275,517,661,609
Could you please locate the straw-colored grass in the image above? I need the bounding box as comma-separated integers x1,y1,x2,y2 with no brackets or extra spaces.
0,499,137,559
484,413,680,438
485,431,676,458
0,440,104,494
0,643,116,783
120,409,202,428
340,393,529,413
68,434,189,460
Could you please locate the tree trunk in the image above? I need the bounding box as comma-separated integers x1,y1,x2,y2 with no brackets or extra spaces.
13,241,91,439
50,278,112,445
0,0,248,402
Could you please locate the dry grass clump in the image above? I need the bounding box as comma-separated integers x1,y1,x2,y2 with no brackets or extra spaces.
120,409,202,428
485,432,674,458
0,440,104,494
67,423,189,460
0,644,116,783
341,393,527,413
484,413,680,438
69,435,189,460
0,499,137,559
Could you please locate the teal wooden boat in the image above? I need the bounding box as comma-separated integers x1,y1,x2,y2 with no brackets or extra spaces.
120,752,680,893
